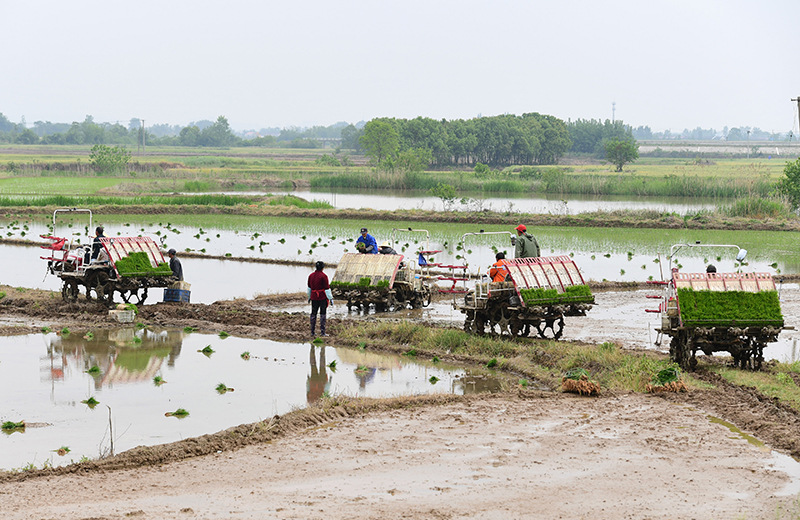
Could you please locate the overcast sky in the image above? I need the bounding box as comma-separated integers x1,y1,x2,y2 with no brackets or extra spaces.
3,0,799,134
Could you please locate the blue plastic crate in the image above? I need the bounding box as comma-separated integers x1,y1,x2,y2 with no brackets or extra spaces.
164,289,190,303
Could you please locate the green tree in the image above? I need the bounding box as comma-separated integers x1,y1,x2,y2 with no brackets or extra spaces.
89,144,131,174
199,116,236,147
430,182,457,211
394,147,432,173
604,138,639,172
777,158,800,210
16,128,39,145
340,123,364,152
179,126,201,146
359,120,399,166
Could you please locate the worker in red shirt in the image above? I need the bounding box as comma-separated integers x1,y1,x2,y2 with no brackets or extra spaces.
489,252,510,283
307,260,334,336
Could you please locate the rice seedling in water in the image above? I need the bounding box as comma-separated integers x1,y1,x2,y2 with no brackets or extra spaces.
199,345,215,356
153,375,166,386
355,364,369,374
165,408,189,418
312,337,324,344
41,326,50,333
240,351,251,360
83,331,94,339
219,331,229,339
60,327,70,336
86,365,100,375
82,397,99,408
2,421,24,431
404,348,418,357
184,326,196,333
432,356,440,363
487,358,498,368
328,360,337,369
216,383,234,394
429,376,439,384
55,446,71,456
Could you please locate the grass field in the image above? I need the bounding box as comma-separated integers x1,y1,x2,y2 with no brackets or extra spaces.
0,144,796,199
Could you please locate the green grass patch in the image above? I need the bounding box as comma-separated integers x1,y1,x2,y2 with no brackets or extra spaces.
267,194,333,209
520,284,594,306
1,421,25,431
335,320,703,393
677,288,783,327
114,251,172,277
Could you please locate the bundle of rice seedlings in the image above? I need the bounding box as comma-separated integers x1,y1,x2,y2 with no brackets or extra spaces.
561,367,601,396
645,367,688,393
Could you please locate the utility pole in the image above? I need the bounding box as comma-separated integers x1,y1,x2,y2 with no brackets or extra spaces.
793,97,800,140
747,130,750,159
141,119,145,155
612,101,616,123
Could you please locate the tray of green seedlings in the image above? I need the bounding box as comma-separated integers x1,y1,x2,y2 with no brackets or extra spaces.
114,251,173,277
519,284,594,307
331,277,391,291
676,287,784,328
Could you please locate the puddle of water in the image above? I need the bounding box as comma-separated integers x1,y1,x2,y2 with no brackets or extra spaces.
0,329,507,471
708,415,769,450
708,415,800,497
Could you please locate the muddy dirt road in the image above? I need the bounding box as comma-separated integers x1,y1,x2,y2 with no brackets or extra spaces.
2,286,800,519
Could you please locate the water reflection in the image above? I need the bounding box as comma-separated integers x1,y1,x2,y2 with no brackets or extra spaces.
0,330,507,471
307,345,331,403
42,329,183,392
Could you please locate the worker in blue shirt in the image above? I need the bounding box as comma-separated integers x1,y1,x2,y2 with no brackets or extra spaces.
355,227,378,254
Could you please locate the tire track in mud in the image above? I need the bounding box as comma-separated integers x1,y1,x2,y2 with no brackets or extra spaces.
659,368,800,459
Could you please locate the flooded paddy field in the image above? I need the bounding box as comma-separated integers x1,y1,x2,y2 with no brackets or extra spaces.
257,188,721,215
3,213,799,299
0,328,506,471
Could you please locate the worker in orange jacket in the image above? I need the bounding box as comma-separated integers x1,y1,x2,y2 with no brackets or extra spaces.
489,252,510,283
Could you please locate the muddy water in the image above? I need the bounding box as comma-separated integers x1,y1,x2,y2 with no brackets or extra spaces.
0,328,507,471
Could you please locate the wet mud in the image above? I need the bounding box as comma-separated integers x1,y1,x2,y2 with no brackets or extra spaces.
3,282,800,516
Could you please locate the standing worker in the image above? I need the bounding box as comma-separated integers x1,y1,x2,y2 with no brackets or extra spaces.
308,260,334,337
356,227,378,254
513,224,540,259
167,248,184,281
489,252,510,282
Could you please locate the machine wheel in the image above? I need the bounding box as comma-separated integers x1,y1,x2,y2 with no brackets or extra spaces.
488,305,513,336
61,280,79,302
473,312,487,336
119,287,148,306
463,310,476,333
535,316,564,340
510,320,530,337
669,330,691,370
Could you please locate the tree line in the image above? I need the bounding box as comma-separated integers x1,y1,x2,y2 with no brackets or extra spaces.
356,113,574,168
0,111,640,168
